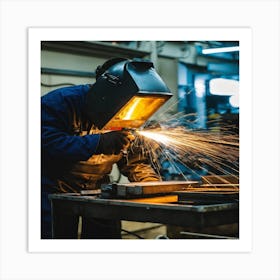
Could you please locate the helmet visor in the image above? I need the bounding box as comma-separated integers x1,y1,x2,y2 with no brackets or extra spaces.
103,94,171,130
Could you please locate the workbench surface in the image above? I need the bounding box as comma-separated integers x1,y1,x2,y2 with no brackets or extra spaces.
49,193,239,239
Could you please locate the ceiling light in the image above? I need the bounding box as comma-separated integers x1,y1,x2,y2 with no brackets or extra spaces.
229,94,239,108
202,46,239,54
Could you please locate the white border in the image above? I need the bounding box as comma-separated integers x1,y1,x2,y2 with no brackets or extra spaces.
1,0,279,279
28,27,252,253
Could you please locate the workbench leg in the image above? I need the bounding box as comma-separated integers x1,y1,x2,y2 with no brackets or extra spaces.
81,217,122,239
51,201,79,239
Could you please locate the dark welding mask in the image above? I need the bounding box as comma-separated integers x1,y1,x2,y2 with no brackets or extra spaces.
85,58,173,130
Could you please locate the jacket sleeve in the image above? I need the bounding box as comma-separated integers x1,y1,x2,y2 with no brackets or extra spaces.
117,146,161,182
41,96,100,162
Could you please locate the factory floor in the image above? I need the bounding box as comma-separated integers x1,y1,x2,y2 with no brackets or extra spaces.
76,218,167,239
121,222,239,239
77,218,238,239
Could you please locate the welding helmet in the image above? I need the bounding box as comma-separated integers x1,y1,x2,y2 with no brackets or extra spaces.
85,57,173,130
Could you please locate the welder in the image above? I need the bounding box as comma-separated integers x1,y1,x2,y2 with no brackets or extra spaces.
41,57,172,239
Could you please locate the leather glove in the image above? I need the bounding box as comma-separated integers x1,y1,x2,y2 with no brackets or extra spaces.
96,131,131,155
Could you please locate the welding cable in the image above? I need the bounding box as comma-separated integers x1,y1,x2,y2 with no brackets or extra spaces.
121,229,144,239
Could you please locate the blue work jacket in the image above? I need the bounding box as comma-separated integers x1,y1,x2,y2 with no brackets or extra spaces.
41,84,160,193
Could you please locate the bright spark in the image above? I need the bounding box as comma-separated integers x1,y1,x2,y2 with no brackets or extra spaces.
138,131,170,145
132,120,239,183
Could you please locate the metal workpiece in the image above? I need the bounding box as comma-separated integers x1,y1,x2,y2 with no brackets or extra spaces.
100,181,199,198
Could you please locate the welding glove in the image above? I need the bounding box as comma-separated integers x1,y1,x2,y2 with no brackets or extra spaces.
96,131,131,155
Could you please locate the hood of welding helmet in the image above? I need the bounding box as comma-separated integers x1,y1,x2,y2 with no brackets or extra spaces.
85,58,173,130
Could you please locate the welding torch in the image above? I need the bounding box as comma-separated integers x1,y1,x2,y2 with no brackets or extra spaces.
120,128,137,156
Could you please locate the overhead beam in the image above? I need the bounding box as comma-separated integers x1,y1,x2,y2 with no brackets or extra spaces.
41,41,150,59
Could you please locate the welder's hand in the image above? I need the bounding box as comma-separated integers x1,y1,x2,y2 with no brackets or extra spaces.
96,131,132,155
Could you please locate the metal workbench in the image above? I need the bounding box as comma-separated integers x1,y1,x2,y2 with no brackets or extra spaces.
49,192,239,239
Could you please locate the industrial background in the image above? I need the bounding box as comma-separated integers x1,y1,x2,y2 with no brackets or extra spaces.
41,41,239,239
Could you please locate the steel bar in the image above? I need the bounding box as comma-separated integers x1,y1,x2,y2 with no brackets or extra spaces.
180,231,237,239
